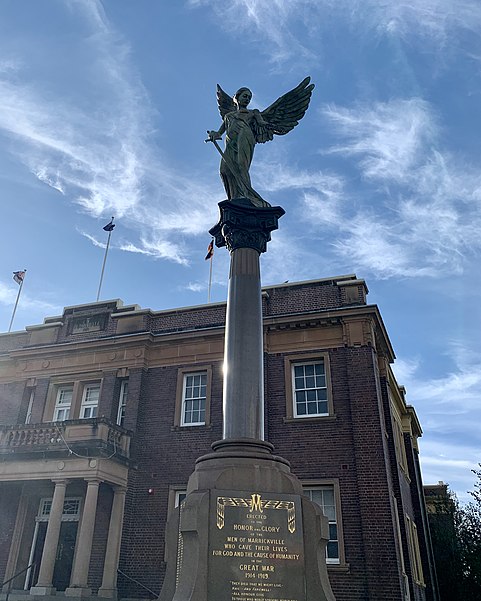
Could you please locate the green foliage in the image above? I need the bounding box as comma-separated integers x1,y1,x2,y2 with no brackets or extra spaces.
428,467,481,600
456,465,481,598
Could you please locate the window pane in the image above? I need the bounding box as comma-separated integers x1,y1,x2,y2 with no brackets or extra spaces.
314,362,324,375
304,486,339,562
117,381,128,426
85,386,100,402
329,523,338,540
327,541,339,559
80,383,100,420
305,375,315,388
293,362,328,417
59,389,73,404
182,372,207,425
295,390,306,403
323,488,334,505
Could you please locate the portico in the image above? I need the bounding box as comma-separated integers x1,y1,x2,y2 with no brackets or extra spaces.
0,419,129,600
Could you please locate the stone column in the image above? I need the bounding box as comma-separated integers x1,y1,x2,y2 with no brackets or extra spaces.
65,479,100,597
209,198,284,441
98,486,127,599
223,247,264,439
30,479,68,596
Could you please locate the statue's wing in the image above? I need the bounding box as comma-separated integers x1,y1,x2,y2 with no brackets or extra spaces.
217,84,236,119
257,77,315,143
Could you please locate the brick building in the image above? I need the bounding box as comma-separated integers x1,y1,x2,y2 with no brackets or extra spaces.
0,275,438,601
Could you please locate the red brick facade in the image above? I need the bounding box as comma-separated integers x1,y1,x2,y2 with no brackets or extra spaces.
0,275,437,600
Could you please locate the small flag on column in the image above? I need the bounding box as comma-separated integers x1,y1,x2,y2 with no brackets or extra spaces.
205,239,214,260
103,217,115,232
13,271,25,285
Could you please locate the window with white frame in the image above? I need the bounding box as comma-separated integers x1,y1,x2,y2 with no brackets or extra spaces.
175,490,187,507
117,381,128,427
38,497,81,521
293,361,328,417
304,486,340,563
80,384,100,419
53,386,73,421
25,388,35,424
181,372,207,426
393,414,409,473
406,515,424,585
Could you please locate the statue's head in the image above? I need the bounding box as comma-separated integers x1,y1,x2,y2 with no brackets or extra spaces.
234,87,252,108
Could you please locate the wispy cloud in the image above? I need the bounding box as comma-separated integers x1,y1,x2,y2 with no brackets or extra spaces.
311,98,481,278
0,280,60,315
79,231,189,265
184,282,206,293
0,1,217,266
189,0,317,65
189,0,481,64
323,98,437,183
393,345,481,501
79,231,106,249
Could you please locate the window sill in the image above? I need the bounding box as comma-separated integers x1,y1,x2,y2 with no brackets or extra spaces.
283,415,337,424
171,424,212,431
327,563,350,573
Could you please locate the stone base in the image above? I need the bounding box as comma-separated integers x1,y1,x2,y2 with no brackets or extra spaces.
97,588,117,599
64,588,92,598
159,439,335,601
29,587,56,596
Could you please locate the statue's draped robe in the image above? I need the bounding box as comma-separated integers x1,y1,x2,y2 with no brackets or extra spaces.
220,110,257,201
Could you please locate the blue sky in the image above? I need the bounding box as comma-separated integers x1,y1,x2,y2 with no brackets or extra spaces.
1,0,480,502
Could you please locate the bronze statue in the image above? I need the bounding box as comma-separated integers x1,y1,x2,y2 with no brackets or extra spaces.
207,77,315,208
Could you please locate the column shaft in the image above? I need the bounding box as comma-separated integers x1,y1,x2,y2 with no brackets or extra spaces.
32,479,68,593
98,487,127,598
223,247,264,440
66,479,100,594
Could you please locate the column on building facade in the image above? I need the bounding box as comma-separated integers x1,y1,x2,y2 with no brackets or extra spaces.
30,479,68,596
65,479,100,597
98,486,127,599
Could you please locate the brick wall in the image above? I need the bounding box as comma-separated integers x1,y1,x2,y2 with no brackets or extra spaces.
0,381,26,426
0,278,433,601
119,362,223,597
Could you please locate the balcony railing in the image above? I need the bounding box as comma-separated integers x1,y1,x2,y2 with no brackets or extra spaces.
0,418,130,460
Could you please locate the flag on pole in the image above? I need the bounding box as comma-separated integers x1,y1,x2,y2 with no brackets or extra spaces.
103,217,115,232
205,239,214,260
13,271,25,285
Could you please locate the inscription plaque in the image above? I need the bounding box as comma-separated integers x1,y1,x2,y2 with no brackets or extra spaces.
209,490,305,601
70,314,107,334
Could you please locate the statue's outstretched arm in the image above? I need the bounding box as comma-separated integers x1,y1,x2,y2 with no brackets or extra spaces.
207,120,225,142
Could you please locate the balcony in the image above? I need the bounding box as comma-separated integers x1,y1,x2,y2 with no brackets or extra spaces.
0,418,130,463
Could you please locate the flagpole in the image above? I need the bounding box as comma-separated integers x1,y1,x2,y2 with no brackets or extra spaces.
8,270,26,333
208,253,213,303
96,217,114,302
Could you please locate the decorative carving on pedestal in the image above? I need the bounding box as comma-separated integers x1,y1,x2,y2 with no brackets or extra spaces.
209,198,285,254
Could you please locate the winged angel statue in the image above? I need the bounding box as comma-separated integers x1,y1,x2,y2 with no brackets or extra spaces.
207,77,314,208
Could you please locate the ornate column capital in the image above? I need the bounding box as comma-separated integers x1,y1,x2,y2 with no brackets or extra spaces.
209,198,285,254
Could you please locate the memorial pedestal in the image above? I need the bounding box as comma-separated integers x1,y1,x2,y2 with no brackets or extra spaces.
159,199,335,601
160,441,335,601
